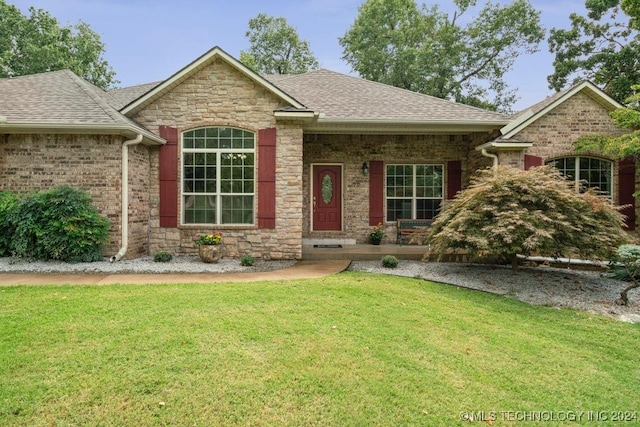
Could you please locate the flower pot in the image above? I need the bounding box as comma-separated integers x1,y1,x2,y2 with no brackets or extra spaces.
370,237,382,245
198,245,221,263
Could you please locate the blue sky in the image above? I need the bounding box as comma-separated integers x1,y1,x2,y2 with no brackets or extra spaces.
10,0,588,111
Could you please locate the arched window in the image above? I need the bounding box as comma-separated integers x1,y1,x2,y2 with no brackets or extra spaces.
546,156,612,197
182,127,255,224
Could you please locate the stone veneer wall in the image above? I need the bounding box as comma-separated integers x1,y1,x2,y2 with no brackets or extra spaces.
0,134,151,258
515,91,632,206
134,58,304,260
303,133,493,244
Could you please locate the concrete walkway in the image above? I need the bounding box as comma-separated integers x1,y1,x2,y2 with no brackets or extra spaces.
0,260,352,286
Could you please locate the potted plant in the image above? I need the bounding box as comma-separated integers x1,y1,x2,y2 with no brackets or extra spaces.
369,222,385,245
193,231,223,263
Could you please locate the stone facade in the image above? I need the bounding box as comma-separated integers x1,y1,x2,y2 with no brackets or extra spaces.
302,133,493,243
514,91,633,207
0,133,151,258
133,58,305,260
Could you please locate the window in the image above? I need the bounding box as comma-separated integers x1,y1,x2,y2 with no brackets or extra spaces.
182,127,255,224
386,164,443,221
547,156,612,197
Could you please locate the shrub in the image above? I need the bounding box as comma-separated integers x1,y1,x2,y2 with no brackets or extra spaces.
0,191,20,257
381,255,398,268
8,185,110,262
154,251,173,262
240,254,255,267
419,166,628,270
612,244,640,305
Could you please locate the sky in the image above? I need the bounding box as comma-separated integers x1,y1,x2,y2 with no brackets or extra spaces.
9,0,589,111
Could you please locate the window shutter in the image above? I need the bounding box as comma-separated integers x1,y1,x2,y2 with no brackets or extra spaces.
446,160,462,200
258,128,276,229
369,160,384,225
619,157,636,230
159,126,178,228
525,154,544,170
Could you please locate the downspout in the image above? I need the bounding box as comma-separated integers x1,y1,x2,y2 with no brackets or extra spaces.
110,134,143,262
481,148,499,171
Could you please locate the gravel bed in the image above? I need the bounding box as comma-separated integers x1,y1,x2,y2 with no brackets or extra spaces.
0,256,296,275
349,260,640,324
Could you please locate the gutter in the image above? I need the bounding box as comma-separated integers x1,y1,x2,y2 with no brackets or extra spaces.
110,134,143,262
480,148,499,169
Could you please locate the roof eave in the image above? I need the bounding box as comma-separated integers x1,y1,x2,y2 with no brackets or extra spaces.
475,141,534,151
0,122,165,145
303,118,509,135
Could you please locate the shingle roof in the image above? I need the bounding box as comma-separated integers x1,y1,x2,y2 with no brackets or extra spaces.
266,69,509,122
0,70,163,144
109,81,161,110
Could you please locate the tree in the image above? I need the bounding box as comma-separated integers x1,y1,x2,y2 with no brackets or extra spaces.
417,166,627,270
0,1,117,89
339,0,544,112
240,13,319,75
548,0,640,103
573,85,640,158
611,244,640,305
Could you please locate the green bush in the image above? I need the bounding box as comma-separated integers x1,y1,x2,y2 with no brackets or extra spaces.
381,255,398,268
0,191,20,257
154,251,173,262
240,254,255,267
8,185,110,262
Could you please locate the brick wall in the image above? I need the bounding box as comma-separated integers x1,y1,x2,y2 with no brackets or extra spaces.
303,133,492,243
0,134,151,258
133,58,304,260
515,91,633,207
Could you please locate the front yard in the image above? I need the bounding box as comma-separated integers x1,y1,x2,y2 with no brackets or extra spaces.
1,272,638,426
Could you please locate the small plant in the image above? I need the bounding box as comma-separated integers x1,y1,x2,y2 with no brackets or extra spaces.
381,255,398,268
153,251,173,262
612,244,640,305
193,232,223,246
240,254,255,267
369,222,385,242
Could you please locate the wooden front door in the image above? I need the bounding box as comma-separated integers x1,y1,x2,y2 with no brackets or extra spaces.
312,165,342,231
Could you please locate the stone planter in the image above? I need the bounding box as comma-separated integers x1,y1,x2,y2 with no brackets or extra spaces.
198,245,221,263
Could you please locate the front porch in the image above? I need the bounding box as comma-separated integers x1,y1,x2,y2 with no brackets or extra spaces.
302,243,438,261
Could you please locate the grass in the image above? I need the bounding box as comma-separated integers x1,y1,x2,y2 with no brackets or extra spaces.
1,271,639,426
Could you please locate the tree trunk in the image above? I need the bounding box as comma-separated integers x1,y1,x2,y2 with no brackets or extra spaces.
510,254,519,271
618,282,640,306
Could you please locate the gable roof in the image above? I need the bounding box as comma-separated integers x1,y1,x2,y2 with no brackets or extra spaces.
121,46,306,116
266,70,510,133
0,70,163,144
109,81,161,110
500,81,624,139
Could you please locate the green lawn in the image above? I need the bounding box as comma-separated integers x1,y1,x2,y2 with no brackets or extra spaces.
1,272,638,426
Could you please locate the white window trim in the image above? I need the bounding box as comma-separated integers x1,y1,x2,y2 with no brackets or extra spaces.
181,128,255,225
385,163,444,221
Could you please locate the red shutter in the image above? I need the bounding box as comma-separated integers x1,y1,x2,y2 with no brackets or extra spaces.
159,126,178,228
447,160,462,200
525,154,544,170
369,160,384,225
619,157,636,230
258,128,276,229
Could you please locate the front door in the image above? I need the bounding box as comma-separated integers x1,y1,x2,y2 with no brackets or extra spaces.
312,165,342,231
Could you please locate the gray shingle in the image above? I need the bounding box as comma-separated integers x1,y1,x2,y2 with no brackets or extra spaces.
266,69,508,122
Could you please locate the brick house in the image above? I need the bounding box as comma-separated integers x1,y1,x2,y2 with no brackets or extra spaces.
0,46,634,260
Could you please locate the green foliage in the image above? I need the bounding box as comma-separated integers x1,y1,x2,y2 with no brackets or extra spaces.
240,13,319,75
8,185,109,262
339,0,544,112
381,255,399,268
548,0,640,102
421,166,627,270
574,84,640,158
240,254,255,267
153,251,173,263
0,191,20,257
0,1,117,88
